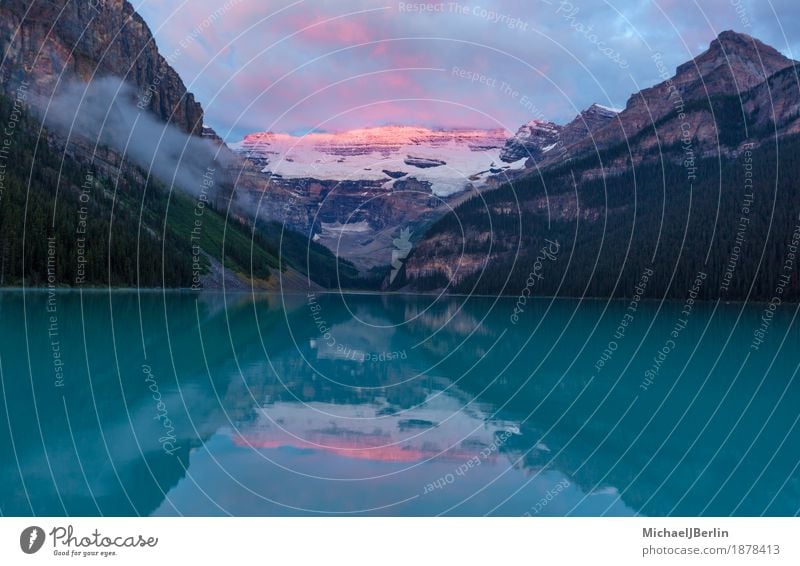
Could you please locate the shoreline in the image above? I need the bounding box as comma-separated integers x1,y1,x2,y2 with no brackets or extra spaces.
1,286,794,305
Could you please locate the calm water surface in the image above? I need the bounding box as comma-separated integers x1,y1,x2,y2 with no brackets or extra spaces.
1,290,798,516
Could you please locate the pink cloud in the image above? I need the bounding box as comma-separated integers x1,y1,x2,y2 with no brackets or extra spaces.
291,15,375,45
134,0,800,141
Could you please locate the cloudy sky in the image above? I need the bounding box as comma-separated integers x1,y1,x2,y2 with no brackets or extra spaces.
133,0,800,142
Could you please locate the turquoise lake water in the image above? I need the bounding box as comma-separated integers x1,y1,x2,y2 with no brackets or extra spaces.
0,290,798,516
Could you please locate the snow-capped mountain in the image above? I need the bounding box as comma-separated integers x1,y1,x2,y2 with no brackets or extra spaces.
231,126,535,270
229,114,624,272
498,105,621,165
499,119,561,163
231,125,528,197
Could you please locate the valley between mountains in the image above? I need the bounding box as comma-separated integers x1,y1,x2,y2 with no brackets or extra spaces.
0,0,798,302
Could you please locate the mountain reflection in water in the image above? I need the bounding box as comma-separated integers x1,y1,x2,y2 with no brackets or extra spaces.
0,291,798,516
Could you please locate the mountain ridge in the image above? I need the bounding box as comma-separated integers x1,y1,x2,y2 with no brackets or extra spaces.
400,30,800,302
547,30,797,172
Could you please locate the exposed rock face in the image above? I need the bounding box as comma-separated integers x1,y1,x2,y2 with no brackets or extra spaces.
231,126,532,270
673,30,793,98
499,120,561,163
0,0,252,213
404,31,800,292
497,105,620,168
233,164,452,270
202,126,225,145
554,30,795,168
741,62,800,136
559,104,620,149
403,231,490,286
404,156,446,169
0,0,204,135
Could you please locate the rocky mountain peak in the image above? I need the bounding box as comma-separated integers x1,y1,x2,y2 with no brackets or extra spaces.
710,30,786,61
584,103,621,118
546,30,797,170
499,120,561,163
674,29,795,96
556,103,620,149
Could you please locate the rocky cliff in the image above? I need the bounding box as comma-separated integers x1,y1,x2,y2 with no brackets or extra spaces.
499,119,561,163
0,0,204,135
